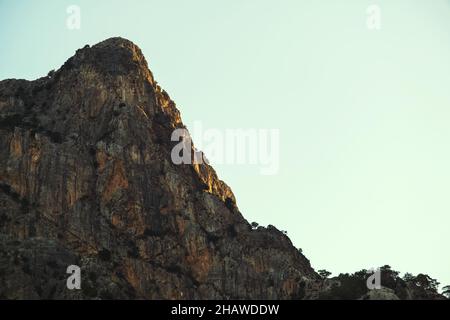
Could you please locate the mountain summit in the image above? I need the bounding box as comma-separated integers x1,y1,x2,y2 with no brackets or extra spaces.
0,37,317,299
0,38,445,299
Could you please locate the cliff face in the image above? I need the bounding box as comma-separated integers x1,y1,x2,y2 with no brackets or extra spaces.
0,38,446,300
0,38,318,299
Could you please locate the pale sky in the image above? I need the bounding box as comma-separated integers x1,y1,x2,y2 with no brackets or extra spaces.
1,0,449,289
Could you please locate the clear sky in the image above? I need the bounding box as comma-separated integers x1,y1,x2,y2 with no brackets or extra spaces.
1,0,449,289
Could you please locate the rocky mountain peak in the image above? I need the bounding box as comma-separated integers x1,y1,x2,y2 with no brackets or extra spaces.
0,38,318,299
64,37,152,78
0,38,446,300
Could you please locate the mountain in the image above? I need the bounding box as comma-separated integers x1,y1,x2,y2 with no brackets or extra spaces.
0,38,446,300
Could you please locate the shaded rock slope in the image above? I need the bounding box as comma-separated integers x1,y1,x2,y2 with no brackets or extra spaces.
0,38,446,300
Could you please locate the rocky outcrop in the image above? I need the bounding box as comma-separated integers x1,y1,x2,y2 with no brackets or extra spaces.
0,38,317,299
0,38,446,300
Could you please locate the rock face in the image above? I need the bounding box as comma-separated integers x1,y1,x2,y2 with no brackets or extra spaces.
0,38,318,299
0,38,446,300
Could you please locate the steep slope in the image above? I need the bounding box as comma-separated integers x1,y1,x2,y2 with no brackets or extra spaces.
0,38,318,299
0,38,446,300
